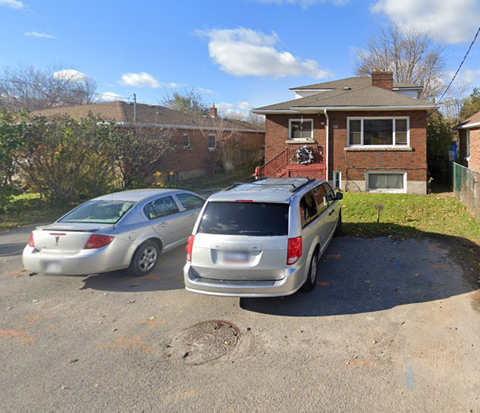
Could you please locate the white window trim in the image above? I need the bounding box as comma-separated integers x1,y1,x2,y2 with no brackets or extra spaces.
208,134,217,151
289,118,314,141
347,117,410,148
366,171,407,194
333,171,342,190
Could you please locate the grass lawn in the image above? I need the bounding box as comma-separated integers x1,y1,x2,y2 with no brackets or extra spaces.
0,193,71,233
341,192,480,243
340,192,480,278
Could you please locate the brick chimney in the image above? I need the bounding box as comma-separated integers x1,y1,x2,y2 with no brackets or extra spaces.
210,104,218,118
371,70,393,91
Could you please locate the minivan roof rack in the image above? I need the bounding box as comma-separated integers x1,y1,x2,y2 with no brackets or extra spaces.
225,177,315,193
290,178,315,193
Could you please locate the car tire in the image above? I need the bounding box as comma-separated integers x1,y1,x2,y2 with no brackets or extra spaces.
129,241,160,276
334,210,342,237
301,249,319,292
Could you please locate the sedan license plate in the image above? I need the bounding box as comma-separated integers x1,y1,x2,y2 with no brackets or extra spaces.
223,251,248,264
44,261,62,273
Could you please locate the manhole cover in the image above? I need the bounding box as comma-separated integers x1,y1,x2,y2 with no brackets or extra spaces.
167,320,240,365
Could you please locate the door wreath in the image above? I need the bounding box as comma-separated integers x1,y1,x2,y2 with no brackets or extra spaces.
296,145,314,165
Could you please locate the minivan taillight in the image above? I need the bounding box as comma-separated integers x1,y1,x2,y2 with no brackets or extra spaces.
186,235,195,261
83,234,114,249
287,236,302,265
28,233,35,247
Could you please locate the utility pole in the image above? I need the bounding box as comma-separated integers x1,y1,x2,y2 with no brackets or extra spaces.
133,93,137,122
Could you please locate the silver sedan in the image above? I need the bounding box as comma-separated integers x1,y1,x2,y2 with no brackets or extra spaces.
22,189,205,276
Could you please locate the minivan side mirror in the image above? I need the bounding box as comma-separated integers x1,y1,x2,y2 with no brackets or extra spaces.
335,192,343,200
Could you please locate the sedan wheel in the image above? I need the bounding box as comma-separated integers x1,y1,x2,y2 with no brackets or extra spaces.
301,250,319,292
129,241,160,276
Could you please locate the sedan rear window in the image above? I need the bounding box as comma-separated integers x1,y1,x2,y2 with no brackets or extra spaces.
198,202,289,236
58,200,136,224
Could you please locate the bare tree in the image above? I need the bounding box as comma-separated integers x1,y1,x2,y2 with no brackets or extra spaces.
0,64,97,112
354,22,446,101
161,88,209,116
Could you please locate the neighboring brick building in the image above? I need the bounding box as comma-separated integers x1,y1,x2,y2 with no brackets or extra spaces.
253,71,436,194
32,101,265,182
454,111,480,173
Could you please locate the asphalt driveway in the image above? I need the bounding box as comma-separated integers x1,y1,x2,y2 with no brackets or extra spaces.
0,226,479,413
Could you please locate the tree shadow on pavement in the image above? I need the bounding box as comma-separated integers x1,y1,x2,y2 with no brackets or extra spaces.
240,224,480,317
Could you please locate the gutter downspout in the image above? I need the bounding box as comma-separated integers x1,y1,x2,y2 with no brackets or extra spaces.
324,109,329,183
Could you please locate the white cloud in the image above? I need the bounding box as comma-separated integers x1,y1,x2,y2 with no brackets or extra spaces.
463,69,480,85
248,0,347,7
197,87,215,95
197,27,333,79
97,92,125,102
446,69,480,86
53,69,88,81
120,72,161,88
216,101,254,114
0,0,24,9
25,31,55,39
119,72,180,89
371,0,480,44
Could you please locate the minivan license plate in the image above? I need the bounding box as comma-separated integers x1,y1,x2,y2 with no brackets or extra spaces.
223,251,248,264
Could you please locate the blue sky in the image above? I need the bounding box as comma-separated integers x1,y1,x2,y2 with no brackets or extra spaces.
1,0,480,116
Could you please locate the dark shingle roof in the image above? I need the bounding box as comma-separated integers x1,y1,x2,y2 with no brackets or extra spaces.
31,101,264,132
453,111,480,130
255,85,435,112
290,77,422,91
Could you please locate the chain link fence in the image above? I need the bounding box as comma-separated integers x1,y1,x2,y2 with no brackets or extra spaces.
453,162,480,219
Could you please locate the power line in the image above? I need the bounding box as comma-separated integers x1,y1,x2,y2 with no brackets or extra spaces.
438,26,480,104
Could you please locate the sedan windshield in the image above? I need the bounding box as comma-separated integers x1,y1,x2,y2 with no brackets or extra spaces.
58,200,137,224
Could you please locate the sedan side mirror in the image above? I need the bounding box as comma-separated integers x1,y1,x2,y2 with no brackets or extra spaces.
335,192,343,200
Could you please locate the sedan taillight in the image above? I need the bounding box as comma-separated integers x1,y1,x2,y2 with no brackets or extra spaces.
287,236,302,265
84,234,114,250
28,233,35,247
186,235,195,261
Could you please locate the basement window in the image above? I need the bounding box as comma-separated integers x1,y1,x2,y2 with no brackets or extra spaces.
367,172,406,193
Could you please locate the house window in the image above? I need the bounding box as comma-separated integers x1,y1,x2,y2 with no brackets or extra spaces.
367,172,406,193
183,134,190,149
333,171,342,190
348,118,409,146
208,134,217,150
289,119,313,140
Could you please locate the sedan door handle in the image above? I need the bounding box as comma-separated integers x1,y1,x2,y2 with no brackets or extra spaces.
329,209,335,216
157,222,167,228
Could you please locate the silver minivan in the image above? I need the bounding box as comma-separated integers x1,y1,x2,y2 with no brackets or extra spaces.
183,177,342,297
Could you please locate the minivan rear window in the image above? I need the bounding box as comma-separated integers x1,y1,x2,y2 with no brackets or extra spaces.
197,202,289,236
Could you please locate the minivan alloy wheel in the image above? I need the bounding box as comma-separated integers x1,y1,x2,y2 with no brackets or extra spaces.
301,250,319,292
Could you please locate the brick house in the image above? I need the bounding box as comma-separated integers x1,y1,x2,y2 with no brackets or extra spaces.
252,71,436,194
32,101,265,182
454,111,480,173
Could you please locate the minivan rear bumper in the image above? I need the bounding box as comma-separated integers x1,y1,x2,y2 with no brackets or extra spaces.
183,262,306,297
